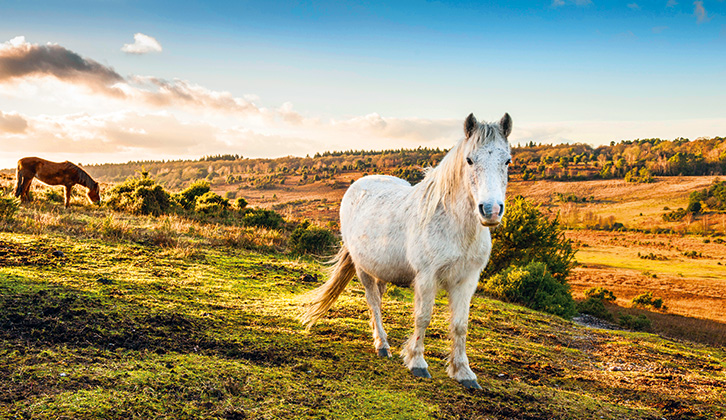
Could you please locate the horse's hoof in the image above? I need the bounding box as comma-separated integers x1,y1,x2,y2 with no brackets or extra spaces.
459,379,482,390
377,348,391,357
410,367,432,379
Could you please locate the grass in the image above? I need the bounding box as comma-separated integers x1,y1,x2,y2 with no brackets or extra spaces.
2,215,726,419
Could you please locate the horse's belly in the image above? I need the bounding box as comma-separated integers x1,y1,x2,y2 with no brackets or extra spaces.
341,176,416,285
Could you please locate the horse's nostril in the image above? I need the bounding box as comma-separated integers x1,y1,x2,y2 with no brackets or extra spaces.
499,202,505,216
478,204,486,218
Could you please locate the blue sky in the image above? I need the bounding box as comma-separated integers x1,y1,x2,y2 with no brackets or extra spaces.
0,1,724,168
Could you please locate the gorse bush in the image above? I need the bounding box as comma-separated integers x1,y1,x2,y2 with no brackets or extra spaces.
0,194,20,220
289,220,338,255
42,188,64,203
576,298,613,321
194,191,229,217
480,262,576,319
241,208,285,230
484,196,576,282
584,287,616,302
105,173,172,216
175,180,211,211
631,291,665,310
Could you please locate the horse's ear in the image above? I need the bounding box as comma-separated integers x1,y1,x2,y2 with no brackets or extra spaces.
464,113,477,139
499,113,512,138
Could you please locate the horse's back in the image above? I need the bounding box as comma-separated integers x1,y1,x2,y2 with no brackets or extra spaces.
340,175,417,285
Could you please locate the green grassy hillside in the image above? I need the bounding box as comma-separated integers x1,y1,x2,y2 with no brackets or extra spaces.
1,206,725,419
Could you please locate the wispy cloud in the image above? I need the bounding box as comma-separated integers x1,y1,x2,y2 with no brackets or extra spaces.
694,1,710,23
627,3,641,10
551,0,592,7
0,110,28,133
0,36,124,96
652,26,669,33
121,33,163,55
666,0,678,8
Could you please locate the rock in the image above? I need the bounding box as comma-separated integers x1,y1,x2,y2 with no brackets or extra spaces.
51,250,65,257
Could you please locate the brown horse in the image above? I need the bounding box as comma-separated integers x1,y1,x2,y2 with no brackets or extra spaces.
15,157,100,208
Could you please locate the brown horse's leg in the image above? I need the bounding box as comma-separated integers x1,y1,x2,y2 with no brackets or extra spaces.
21,176,33,202
64,185,72,208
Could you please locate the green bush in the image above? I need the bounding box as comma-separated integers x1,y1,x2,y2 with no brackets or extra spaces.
583,287,616,302
484,196,576,282
174,180,211,211
631,292,664,310
577,297,613,321
240,208,285,230
618,314,651,331
0,195,20,220
289,220,338,255
105,174,172,216
480,262,577,319
41,188,64,203
236,197,248,211
194,191,229,217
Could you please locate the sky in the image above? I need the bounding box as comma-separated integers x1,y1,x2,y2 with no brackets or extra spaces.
0,0,725,169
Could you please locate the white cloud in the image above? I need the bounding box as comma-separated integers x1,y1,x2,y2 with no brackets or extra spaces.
666,0,678,8
627,3,641,10
551,0,591,7
694,1,710,24
121,33,163,55
0,111,27,133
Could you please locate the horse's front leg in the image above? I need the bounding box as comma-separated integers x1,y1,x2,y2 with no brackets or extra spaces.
64,185,72,208
446,275,481,389
402,273,436,378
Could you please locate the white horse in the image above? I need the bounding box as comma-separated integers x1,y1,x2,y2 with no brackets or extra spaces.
301,113,512,389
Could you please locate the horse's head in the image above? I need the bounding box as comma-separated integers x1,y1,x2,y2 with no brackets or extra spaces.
88,182,101,204
462,113,512,227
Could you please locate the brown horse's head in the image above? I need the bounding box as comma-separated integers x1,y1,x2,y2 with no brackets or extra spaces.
88,182,101,204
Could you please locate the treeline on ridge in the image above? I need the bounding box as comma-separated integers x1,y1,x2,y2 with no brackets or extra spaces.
7,136,720,191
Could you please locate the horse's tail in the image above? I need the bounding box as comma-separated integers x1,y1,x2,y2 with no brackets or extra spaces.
300,245,356,329
14,163,23,198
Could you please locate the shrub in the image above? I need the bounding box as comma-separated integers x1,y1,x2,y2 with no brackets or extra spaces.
289,220,338,255
576,298,613,321
0,194,20,220
618,314,651,331
194,191,229,217
41,188,64,203
662,208,687,222
480,262,577,319
105,174,172,216
484,196,576,282
631,291,665,310
240,208,285,230
583,287,616,302
236,197,248,211
174,180,210,211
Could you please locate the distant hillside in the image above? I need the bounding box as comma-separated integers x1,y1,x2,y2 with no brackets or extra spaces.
3,135,725,191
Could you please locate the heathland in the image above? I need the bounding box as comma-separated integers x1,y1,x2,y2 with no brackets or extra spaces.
1,138,725,419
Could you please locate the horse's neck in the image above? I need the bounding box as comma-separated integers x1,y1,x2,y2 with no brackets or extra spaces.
416,176,481,238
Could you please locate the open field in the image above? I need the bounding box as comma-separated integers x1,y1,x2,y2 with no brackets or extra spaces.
1,215,725,419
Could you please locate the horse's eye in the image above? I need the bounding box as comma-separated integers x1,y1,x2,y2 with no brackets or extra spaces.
505,159,511,165
466,157,473,165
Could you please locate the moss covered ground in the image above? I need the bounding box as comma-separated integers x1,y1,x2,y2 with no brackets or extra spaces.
1,225,725,419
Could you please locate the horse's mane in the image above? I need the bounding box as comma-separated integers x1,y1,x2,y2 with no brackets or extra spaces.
71,163,97,189
419,122,504,222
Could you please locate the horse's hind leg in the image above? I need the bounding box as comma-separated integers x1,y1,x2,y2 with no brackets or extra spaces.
357,269,391,357
14,172,23,198
402,272,436,378
19,176,32,202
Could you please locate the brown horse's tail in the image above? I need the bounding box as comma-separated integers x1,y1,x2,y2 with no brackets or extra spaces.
14,164,23,198
300,245,356,329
